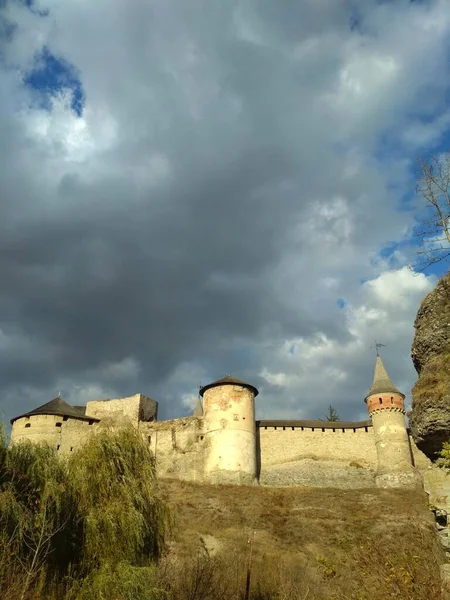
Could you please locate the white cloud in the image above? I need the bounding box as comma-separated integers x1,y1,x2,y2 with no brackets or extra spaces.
257,268,435,420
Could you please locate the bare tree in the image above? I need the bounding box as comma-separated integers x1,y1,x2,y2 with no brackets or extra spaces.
19,495,69,600
415,153,450,269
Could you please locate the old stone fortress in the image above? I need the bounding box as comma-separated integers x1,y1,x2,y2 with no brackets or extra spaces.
9,354,437,492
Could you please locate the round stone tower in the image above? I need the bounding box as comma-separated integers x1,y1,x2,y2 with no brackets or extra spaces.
365,354,421,489
200,375,258,485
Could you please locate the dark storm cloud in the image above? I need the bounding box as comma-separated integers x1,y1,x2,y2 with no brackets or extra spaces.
0,0,448,423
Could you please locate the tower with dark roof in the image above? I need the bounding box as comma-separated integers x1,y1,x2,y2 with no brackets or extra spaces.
365,354,420,489
199,375,259,484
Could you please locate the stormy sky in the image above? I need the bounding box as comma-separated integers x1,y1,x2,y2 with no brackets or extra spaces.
1,0,450,425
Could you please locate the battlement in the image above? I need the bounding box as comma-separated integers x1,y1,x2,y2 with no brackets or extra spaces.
257,420,372,431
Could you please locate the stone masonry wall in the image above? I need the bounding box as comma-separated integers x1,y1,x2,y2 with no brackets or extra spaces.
86,394,143,423
139,416,205,483
258,425,378,488
11,414,95,454
11,410,436,491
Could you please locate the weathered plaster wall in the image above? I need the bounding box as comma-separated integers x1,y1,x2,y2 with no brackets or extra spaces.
258,425,378,488
369,397,413,474
11,414,95,454
86,394,147,424
140,416,205,483
203,385,256,484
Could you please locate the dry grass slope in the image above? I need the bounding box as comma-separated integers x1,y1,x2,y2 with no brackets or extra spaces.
159,480,444,600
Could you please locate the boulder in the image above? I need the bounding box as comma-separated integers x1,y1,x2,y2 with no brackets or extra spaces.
409,272,450,459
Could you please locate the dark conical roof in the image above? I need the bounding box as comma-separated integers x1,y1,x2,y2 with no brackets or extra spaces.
365,355,404,401
199,375,259,397
11,397,99,424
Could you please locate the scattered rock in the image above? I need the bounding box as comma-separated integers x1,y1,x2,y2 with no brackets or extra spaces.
199,534,222,557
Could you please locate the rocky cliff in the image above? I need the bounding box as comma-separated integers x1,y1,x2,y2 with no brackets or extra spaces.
409,271,450,459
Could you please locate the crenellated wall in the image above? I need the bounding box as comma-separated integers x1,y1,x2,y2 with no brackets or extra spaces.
10,392,435,491
258,423,378,488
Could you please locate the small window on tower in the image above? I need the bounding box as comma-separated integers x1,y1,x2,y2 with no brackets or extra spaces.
379,398,382,405
391,397,394,404
55,422,62,427
25,423,31,428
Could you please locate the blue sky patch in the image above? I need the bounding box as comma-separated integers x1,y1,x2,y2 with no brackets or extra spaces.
337,298,347,309
23,46,85,116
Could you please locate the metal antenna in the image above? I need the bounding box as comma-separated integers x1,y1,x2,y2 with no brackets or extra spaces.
370,341,386,356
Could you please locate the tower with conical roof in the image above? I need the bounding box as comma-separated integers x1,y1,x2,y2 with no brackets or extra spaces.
200,375,258,484
365,353,420,489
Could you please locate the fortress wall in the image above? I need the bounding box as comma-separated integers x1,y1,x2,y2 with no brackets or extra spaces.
140,416,205,482
11,415,95,454
86,394,142,423
258,425,378,488
409,438,450,510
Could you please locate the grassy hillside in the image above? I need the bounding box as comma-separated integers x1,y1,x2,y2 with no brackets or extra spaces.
159,480,443,600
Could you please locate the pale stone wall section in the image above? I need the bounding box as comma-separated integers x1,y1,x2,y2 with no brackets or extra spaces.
371,410,413,472
86,394,157,424
368,392,421,489
203,385,256,484
139,417,205,482
10,414,95,454
258,426,377,488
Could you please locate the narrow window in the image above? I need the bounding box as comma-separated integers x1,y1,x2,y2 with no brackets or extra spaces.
312,428,315,432
322,427,325,432
88,420,94,426
56,445,60,450
25,423,31,428
391,397,394,404
365,426,368,432
291,427,294,431
63,416,68,422
148,435,152,444
55,422,62,427
70,447,73,452
353,428,356,433
379,398,382,405
200,436,204,441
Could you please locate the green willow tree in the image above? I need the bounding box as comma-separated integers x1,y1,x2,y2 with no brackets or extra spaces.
0,426,168,600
